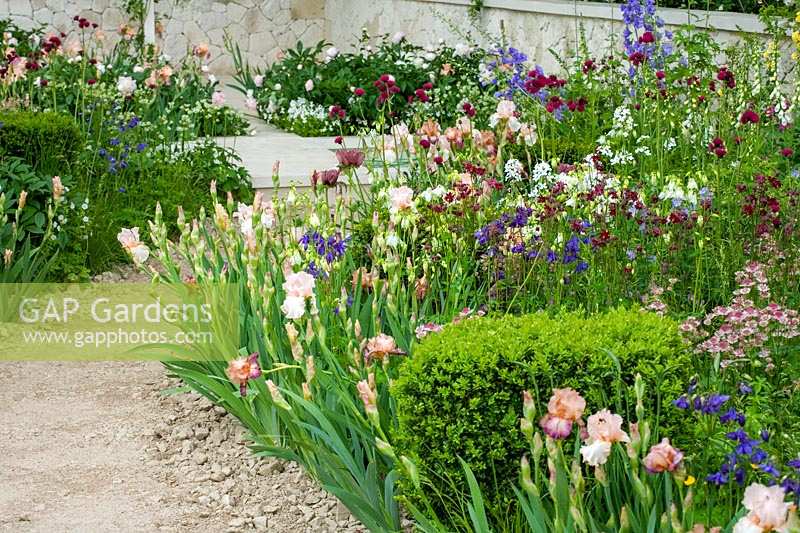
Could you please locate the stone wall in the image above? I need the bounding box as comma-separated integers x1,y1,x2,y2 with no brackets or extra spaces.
1,0,767,74
1,0,326,73
325,0,763,74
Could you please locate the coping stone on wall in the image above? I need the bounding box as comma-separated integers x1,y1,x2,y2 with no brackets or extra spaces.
423,0,766,34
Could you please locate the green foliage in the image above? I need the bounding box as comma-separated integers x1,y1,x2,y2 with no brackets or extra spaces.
0,156,90,280
0,111,82,174
392,308,691,515
84,141,252,272
234,34,492,136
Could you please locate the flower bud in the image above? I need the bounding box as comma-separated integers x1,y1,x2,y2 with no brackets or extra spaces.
305,355,316,382
520,455,539,497
18,190,27,210
302,382,312,400
532,432,544,461
619,506,631,533
570,459,584,493
266,380,292,411
3,249,12,267
520,417,534,443
522,390,535,421
52,176,64,200
401,456,420,489
595,464,607,486
375,437,397,461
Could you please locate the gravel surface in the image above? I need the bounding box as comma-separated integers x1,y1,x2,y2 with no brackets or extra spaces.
0,360,364,532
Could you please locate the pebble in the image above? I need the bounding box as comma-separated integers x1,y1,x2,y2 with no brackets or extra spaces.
141,378,366,532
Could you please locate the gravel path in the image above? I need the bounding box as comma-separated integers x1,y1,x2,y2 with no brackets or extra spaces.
0,361,363,532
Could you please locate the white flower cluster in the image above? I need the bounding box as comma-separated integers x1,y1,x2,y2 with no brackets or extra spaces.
504,158,524,182
658,177,700,208
528,161,554,197
419,185,447,202
286,98,328,123
607,105,634,139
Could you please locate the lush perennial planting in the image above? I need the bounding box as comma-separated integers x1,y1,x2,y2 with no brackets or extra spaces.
3,1,800,532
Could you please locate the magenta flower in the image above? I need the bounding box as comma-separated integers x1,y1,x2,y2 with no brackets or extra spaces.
336,149,365,170
311,168,340,189
740,110,760,124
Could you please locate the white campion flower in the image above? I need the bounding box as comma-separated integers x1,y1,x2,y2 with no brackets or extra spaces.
253,74,264,87
132,65,144,73
116,76,137,97
325,47,339,59
304,79,314,92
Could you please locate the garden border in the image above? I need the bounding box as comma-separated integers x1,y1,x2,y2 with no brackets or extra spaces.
423,0,766,33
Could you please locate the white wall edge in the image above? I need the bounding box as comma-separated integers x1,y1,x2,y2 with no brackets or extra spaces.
424,0,766,34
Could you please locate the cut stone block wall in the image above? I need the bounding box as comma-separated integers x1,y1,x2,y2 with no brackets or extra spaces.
325,0,765,74
0,0,768,74
1,0,325,72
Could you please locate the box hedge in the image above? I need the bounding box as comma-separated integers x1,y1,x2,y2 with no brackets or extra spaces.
0,111,82,173
392,308,692,514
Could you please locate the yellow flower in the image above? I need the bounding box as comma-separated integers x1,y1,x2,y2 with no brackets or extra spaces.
795,11,800,22
793,31,800,45
684,475,696,486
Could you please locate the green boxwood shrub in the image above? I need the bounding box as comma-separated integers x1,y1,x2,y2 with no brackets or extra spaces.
392,308,692,515
0,111,82,174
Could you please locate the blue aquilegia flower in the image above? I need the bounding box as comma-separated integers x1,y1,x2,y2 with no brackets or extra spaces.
299,231,350,276
620,0,673,77
481,46,529,98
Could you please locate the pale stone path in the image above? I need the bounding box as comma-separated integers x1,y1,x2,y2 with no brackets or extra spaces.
0,361,201,532
0,360,364,533
217,82,361,191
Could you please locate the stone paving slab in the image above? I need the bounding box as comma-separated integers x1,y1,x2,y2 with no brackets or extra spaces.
212,132,362,191
214,80,365,192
